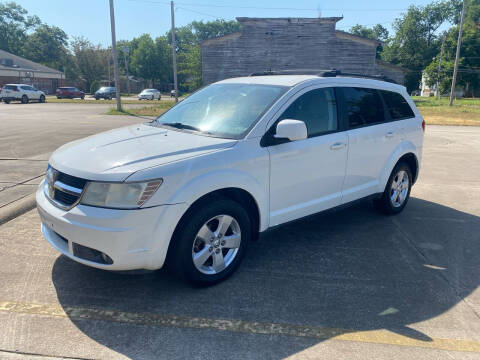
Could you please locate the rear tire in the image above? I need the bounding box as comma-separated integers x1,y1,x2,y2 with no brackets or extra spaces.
4,99,10,104
374,163,412,215
167,197,251,286
21,95,28,104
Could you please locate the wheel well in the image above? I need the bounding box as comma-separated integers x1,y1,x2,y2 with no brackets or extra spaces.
174,188,261,242
397,153,419,183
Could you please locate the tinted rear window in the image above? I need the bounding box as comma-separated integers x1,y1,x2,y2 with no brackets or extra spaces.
4,85,18,90
380,90,415,120
342,87,385,128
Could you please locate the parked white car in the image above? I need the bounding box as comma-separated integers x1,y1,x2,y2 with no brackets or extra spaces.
1,84,46,104
36,74,424,285
138,88,161,100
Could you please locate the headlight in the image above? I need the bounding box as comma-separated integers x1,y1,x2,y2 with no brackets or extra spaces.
80,179,163,209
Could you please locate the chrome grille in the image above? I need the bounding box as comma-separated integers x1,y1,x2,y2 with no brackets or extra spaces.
45,167,87,210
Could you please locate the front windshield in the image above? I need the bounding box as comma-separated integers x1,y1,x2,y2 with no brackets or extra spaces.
154,83,287,139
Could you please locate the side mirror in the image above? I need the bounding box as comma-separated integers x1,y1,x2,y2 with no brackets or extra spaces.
274,119,308,142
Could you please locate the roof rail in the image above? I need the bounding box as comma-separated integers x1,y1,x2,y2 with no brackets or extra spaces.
249,69,397,84
321,69,398,84
249,69,333,76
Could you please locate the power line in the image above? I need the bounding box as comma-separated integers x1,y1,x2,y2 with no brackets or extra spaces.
128,0,408,12
176,6,222,19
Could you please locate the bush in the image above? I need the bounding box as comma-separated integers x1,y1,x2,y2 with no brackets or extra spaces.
90,80,100,94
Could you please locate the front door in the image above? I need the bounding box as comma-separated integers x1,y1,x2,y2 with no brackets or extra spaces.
267,87,348,226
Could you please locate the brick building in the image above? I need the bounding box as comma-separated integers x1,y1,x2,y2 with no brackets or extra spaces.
201,17,406,85
0,49,65,94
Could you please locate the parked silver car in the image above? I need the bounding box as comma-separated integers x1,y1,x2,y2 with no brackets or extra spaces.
138,89,161,100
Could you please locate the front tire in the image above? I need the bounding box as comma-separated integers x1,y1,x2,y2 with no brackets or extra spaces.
167,197,251,285
39,95,45,103
374,163,412,215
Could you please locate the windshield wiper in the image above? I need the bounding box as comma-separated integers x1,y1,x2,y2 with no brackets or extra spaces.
161,122,202,132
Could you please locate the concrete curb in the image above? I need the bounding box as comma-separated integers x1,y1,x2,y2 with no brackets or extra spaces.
0,193,36,226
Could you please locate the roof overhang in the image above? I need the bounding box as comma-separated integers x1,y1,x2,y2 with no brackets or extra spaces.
236,17,343,24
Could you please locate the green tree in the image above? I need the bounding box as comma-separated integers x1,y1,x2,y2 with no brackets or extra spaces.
350,24,389,58
130,34,170,86
178,44,201,92
22,24,68,70
350,24,389,42
381,1,459,92
71,37,108,92
424,0,480,96
0,1,40,55
167,20,241,91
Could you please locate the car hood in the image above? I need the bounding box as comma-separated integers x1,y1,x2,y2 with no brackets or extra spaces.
49,123,237,181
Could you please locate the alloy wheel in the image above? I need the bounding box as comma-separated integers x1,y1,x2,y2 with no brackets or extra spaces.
191,215,241,275
390,170,409,208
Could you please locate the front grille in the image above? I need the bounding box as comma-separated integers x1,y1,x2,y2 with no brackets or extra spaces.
56,172,88,189
46,167,88,209
53,189,78,205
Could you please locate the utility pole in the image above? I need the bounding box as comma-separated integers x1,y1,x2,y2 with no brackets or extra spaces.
171,0,178,103
122,45,130,96
436,35,446,99
108,53,111,84
449,0,466,106
109,0,121,111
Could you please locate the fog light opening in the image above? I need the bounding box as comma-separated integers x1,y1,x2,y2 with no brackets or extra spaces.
101,252,113,265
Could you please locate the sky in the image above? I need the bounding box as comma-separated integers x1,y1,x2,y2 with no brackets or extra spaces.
13,0,439,46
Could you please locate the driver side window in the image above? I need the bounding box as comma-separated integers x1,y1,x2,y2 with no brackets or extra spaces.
278,88,338,137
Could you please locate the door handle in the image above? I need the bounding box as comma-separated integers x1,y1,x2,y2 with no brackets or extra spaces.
386,131,395,138
330,142,346,150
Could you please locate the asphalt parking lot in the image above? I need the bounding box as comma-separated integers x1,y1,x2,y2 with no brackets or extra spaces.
0,102,144,209
0,103,479,359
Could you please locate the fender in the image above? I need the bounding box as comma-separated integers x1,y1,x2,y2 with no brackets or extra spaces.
378,140,418,193
166,169,269,231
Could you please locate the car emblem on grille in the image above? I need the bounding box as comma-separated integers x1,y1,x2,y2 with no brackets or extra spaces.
46,166,57,199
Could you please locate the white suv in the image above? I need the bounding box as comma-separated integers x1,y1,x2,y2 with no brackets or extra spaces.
1,84,46,104
36,74,424,285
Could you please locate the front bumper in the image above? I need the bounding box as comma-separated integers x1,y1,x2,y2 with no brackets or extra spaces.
36,180,188,271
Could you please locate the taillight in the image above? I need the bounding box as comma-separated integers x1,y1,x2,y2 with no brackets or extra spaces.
421,119,425,132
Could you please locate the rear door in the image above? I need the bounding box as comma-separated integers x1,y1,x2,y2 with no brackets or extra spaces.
3,85,18,98
266,87,348,226
339,87,401,203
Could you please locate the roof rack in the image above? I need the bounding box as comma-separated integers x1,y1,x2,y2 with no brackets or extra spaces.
249,69,397,84
249,69,330,76
318,69,397,83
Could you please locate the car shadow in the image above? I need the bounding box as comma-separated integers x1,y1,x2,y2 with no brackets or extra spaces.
52,197,480,359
